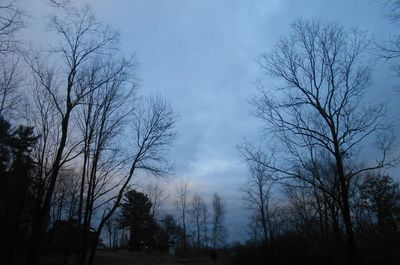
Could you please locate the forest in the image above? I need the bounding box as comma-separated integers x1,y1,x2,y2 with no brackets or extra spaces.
0,0,399,265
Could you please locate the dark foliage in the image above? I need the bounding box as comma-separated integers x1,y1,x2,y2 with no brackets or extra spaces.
231,174,400,265
0,116,38,265
157,214,183,253
118,189,156,251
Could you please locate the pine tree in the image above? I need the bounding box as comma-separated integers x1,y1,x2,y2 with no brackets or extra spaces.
118,189,154,251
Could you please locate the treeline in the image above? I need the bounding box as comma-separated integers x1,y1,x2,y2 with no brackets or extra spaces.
0,1,177,265
236,165,400,265
0,2,229,264
104,186,227,255
1,0,400,265
234,6,400,265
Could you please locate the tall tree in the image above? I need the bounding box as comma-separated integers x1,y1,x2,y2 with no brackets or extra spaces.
50,169,80,225
158,214,182,252
146,182,168,219
85,96,176,265
176,178,190,248
211,192,226,248
75,57,133,265
0,0,25,120
242,163,274,243
201,197,209,247
0,117,37,265
240,19,396,263
359,174,400,235
118,189,153,251
190,194,207,248
26,4,127,264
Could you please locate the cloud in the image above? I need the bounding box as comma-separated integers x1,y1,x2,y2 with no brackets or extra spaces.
21,0,400,242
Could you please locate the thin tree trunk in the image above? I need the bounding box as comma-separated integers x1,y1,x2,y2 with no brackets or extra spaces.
333,138,360,264
27,110,71,265
258,183,268,243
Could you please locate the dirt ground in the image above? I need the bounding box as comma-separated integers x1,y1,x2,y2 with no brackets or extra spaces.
93,251,228,265
51,250,229,265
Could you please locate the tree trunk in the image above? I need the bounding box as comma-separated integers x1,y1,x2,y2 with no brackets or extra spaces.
27,111,71,265
258,184,268,243
87,232,100,265
333,139,360,264
196,218,200,248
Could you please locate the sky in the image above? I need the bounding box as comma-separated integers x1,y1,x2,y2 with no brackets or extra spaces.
22,0,400,242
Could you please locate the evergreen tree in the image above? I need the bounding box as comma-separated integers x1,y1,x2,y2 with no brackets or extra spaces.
118,189,154,251
0,116,37,264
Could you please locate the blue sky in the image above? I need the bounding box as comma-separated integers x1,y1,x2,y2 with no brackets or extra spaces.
23,0,400,241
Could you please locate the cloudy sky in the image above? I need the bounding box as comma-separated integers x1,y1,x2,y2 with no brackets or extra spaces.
22,0,399,241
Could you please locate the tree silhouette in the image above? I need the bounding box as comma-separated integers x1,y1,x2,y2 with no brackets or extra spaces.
211,193,226,248
240,19,396,264
359,174,400,236
158,214,183,252
0,117,37,265
118,189,154,251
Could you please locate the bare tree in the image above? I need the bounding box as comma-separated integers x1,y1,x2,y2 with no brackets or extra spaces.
240,19,396,263
26,4,126,264
358,174,400,235
74,58,134,265
190,194,207,248
0,0,25,119
26,69,61,264
175,178,190,249
242,162,274,243
50,169,80,225
0,57,21,118
146,182,169,219
201,198,209,247
376,0,400,81
0,0,25,54
105,214,119,250
211,192,226,248
85,96,176,265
